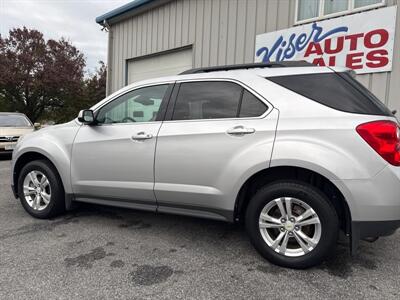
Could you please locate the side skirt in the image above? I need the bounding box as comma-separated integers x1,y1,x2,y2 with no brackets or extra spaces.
73,195,156,212
68,194,234,222
157,203,233,222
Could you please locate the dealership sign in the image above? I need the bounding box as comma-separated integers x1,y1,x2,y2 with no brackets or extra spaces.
255,6,397,74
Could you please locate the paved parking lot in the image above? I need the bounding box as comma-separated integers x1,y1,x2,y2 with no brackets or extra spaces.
0,157,399,299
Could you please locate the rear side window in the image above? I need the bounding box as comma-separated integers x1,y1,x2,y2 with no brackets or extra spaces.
172,81,242,120
172,81,267,120
267,72,392,116
239,90,267,117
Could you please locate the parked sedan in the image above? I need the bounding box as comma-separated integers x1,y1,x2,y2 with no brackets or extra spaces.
0,113,37,153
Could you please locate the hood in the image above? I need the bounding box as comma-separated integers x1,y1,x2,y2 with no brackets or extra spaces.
13,120,79,150
0,127,33,137
37,120,78,132
20,120,79,139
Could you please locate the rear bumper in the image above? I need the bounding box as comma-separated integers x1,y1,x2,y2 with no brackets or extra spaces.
338,165,400,222
351,219,400,254
352,220,400,239
339,165,400,254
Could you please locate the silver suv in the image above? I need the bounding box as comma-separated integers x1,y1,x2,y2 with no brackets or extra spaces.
11,62,400,269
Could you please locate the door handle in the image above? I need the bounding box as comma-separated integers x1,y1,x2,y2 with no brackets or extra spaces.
131,132,153,141
226,125,256,135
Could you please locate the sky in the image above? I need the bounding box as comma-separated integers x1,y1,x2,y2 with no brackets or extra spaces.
0,0,132,73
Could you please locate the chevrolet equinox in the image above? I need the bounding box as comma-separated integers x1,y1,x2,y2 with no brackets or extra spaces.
11,62,400,269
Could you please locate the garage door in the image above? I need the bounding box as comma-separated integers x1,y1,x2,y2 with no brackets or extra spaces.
127,48,193,84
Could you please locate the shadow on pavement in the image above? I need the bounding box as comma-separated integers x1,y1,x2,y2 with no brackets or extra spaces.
55,202,381,277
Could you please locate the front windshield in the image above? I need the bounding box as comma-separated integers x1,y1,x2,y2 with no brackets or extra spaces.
0,115,32,127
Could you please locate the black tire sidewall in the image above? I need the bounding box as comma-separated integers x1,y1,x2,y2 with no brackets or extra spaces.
18,160,64,219
245,181,339,269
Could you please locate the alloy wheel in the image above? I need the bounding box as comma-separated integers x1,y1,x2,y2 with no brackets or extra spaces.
258,197,322,257
23,170,51,211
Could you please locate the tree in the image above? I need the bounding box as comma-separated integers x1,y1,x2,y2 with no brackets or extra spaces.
0,27,85,122
48,60,107,123
85,61,107,106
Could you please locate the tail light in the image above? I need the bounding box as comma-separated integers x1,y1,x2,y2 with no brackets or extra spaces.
356,120,400,166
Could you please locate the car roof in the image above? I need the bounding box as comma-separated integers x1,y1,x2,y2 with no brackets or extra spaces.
130,64,348,86
91,63,350,111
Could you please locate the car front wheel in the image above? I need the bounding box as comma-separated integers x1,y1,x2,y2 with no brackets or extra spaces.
245,181,339,269
18,159,65,219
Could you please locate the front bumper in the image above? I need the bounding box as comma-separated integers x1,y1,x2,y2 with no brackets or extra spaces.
0,142,17,152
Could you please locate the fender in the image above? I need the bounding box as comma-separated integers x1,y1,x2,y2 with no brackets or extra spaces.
269,128,388,217
12,121,80,195
14,143,72,194
269,158,355,214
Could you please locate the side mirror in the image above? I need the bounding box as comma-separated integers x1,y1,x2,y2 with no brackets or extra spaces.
77,110,95,125
33,123,41,130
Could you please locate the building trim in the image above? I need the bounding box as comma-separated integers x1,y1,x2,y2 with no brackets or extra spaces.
127,44,193,62
96,0,154,24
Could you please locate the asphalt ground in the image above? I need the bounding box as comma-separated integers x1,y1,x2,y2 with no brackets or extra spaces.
0,156,399,299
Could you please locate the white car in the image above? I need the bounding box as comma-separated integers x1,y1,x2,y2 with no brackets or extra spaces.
0,113,35,153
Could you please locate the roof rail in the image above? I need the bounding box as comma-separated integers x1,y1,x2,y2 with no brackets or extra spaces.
179,61,314,75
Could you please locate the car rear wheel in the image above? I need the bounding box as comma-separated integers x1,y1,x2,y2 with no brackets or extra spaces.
18,160,65,219
245,181,339,269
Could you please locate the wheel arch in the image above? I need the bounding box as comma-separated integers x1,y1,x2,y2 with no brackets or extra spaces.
13,151,66,197
234,165,352,235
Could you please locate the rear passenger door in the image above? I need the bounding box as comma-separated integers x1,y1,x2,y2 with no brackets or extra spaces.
154,80,279,218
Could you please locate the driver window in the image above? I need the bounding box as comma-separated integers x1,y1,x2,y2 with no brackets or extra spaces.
96,84,169,124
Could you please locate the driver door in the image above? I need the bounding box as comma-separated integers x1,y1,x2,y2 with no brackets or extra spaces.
71,83,173,210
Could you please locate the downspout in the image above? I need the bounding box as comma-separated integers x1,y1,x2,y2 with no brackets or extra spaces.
103,20,113,96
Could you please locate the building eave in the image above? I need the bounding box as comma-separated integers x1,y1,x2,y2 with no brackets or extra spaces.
95,0,155,25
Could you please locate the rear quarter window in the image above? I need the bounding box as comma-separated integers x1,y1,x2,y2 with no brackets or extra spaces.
239,90,267,117
267,72,392,116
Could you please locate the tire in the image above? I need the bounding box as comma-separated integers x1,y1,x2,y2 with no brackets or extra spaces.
18,159,65,219
245,180,339,269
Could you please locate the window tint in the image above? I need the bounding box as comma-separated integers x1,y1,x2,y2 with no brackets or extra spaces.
96,85,169,124
172,81,243,120
239,90,267,117
267,73,392,116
